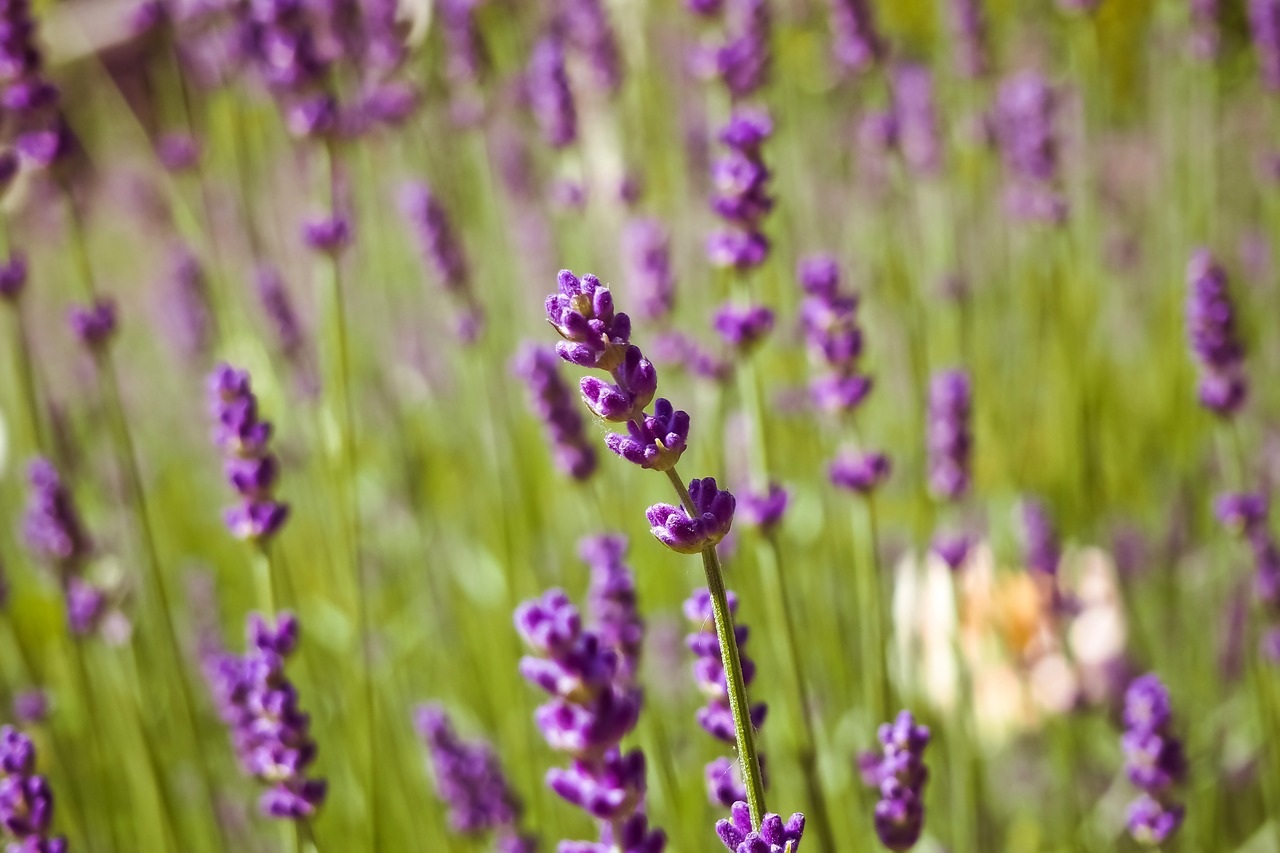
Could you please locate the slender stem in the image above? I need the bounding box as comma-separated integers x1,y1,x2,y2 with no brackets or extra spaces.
316,136,379,847
664,467,767,827
254,542,279,617
6,303,45,453
68,635,127,853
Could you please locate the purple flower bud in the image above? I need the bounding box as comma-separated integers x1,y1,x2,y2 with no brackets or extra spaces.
1186,249,1247,416
994,72,1066,224
738,483,788,530
829,451,891,494
647,478,736,554
1121,674,1186,845
797,254,840,297
0,726,64,849
926,370,973,501
22,459,90,568
67,299,117,349
861,711,930,851
1127,795,1185,846
622,218,676,323
398,182,469,293
828,0,884,75
12,691,47,725
513,344,598,480
66,577,106,636
1021,498,1061,575
0,252,28,302
716,800,806,852
156,131,200,173
709,109,774,270
892,63,943,176
713,303,775,351
1214,492,1268,536
302,214,351,253
605,398,690,472
415,704,525,836
208,364,289,542
931,533,971,571
547,270,633,371
714,0,771,98
1250,0,1280,89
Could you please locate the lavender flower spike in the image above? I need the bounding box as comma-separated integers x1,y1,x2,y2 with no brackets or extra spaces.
948,0,989,78
208,364,289,542
622,218,676,323
1122,674,1186,846
546,270,633,372
926,370,973,501
526,34,577,148
1185,249,1247,416
717,800,805,852
828,0,884,75
67,299,117,349
1021,498,1061,575
708,108,774,271
0,726,67,851
1250,0,1280,90
648,478,736,554
513,345,598,480
582,534,644,683
861,711,931,851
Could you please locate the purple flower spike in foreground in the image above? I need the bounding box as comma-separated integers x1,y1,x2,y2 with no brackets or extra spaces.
648,478,736,555
926,370,973,501
830,451,891,495
415,705,534,849
67,299,117,349
861,711,931,852
717,800,805,852
1122,674,1186,846
547,270,633,371
1186,249,1247,416
0,726,66,851
605,398,690,472
208,364,289,542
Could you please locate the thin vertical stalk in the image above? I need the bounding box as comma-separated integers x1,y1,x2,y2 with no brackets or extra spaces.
664,467,766,828
315,136,379,847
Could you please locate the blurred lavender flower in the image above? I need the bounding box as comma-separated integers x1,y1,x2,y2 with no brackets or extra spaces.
527,34,578,149
861,711,930,851
1188,0,1220,60
0,726,66,850
708,108,774,271
926,370,972,501
714,303,774,351
512,344,598,480
0,252,26,302
830,450,891,494
739,483,788,532
798,255,872,414
208,364,289,542
243,0,336,137
686,588,767,806
255,265,307,365
716,799,804,851
166,247,215,360
207,613,327,819
515,589,664,849
930,533,971,571
559,0,624,94
67,299,117,350
582,534,644,684
1214,492,1268,536
399,182,484,342
829,0,884,75
714,0,771,99
1122,674,1186,846
1185,250,1247,416
0,0,67,169
1250,0,1280,89
22,459,89,570
892,64,943,177
948,0,989,77
156,131,201,173
415,705,534,849
11,691,46,726
302,214,351,254
1021,498,1061,575
994,72,1066,223
622,218,676,324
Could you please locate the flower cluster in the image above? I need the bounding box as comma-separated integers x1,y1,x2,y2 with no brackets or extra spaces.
716,800,805,852
892,64,943,177
208,364,289,542
828,0,884,76
526,34,577,149
0,0,69,168
1185,249,1247,416
1250,0,1280,90
860,711,930,852
993,72,1066,223
686,589,767,806
67,299,117,350
558,0,624,95
515,590,665,852
439,0,488,123
648,479,736,555
415,705,534,851
712,0,771,100
708,109,774,271
798,255,872,415
0,726,66,852
22,459,107,636
1121,674,1186,846
1021,497,1061,576
205,612,327,819
242,0,336,137
166,248,214,360
947,0,989,78
513,344,598,480
714,304,775,352
622,218,676,324
399,181,483,342
582,534,644,684
1214,492,1280,660
926,370,972,501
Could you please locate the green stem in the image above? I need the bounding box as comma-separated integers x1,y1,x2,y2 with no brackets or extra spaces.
5,302,45,453
664,467,767,828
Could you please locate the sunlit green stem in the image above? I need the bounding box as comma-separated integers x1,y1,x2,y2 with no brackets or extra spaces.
664,467,767,828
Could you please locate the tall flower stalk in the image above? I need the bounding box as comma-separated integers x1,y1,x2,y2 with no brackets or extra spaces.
542,268,774,829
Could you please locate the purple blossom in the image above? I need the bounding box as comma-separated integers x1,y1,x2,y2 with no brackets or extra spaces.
714,0,770,99
604,398,689,472
208,364,289,542
546,270,633,372
948,0,989,77
156,131,201,172
22,459,90,569
862,711,931,851
1214,492,1268,536
926,370,973,501
892,64,943,176
513,344,598,480
647,478,736,554
582,534,644,683
301,214,351,254
1186,249,1247,416
714,303,775,351
738,483,788,531
0,727,64,849
708,109,774,271
931,533,971,571
0,253,25,302
798,255,872,414
994,72,1066,224
560,0,624,94
1250,0,1280,89
1121,674,1186,845
12,692,47,726
579,346,657,422
1021,498,1061,575
243,0,336,138
526,35,577,148
828,0,884,75
67,299,117,349
830,451,891,494
399,183,469,293
716,800,805,852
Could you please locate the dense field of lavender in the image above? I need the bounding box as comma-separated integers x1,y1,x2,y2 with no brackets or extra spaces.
1,0,1279,850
